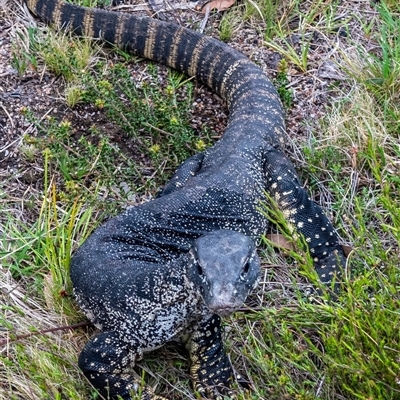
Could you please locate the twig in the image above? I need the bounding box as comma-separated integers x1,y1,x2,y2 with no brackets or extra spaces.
0,102,15,129
0,320,93,346
142,121,173,136
199,4,210,34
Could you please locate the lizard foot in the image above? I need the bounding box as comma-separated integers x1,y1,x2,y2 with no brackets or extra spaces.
188,315,238,399
78,331,167,400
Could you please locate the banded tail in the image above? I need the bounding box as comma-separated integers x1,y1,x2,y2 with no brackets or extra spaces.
26,0,286,145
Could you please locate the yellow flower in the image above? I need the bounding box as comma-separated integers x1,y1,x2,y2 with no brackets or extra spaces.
59,120,71,129
149,144,161,155
95,99,105,109
195,139,206,151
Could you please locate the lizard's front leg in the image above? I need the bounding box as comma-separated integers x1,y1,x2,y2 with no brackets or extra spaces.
186,315,237,399
78,331,167,400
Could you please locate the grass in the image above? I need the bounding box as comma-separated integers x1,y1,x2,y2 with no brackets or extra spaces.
12,24,210,199
1,0,399,399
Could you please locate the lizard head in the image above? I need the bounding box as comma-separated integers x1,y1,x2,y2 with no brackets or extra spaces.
188,230,260,317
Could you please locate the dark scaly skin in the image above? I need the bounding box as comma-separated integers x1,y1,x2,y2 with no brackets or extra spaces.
25,0,347,398
186,315,238,398
73,229,260,399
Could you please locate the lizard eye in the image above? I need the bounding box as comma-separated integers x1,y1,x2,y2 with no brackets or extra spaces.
196,262,204,277
240,260,250,280
243,260,250,274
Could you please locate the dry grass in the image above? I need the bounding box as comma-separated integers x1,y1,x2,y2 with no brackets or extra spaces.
0,271,85,399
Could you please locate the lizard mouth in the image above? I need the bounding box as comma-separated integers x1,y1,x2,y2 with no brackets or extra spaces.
208,302,242,317
204,290,246,317
214,307,237,317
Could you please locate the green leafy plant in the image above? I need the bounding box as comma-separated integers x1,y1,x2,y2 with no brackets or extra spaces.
274,59,293,109
80,62,212,173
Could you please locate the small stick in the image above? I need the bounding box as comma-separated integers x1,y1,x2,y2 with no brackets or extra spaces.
0,321,93,346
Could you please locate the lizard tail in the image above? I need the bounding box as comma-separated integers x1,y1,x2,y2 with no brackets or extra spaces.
26,0,286,146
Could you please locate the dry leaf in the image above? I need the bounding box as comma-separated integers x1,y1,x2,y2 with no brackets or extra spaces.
342,245,354,257
265,233,294,251
199,0,236,13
